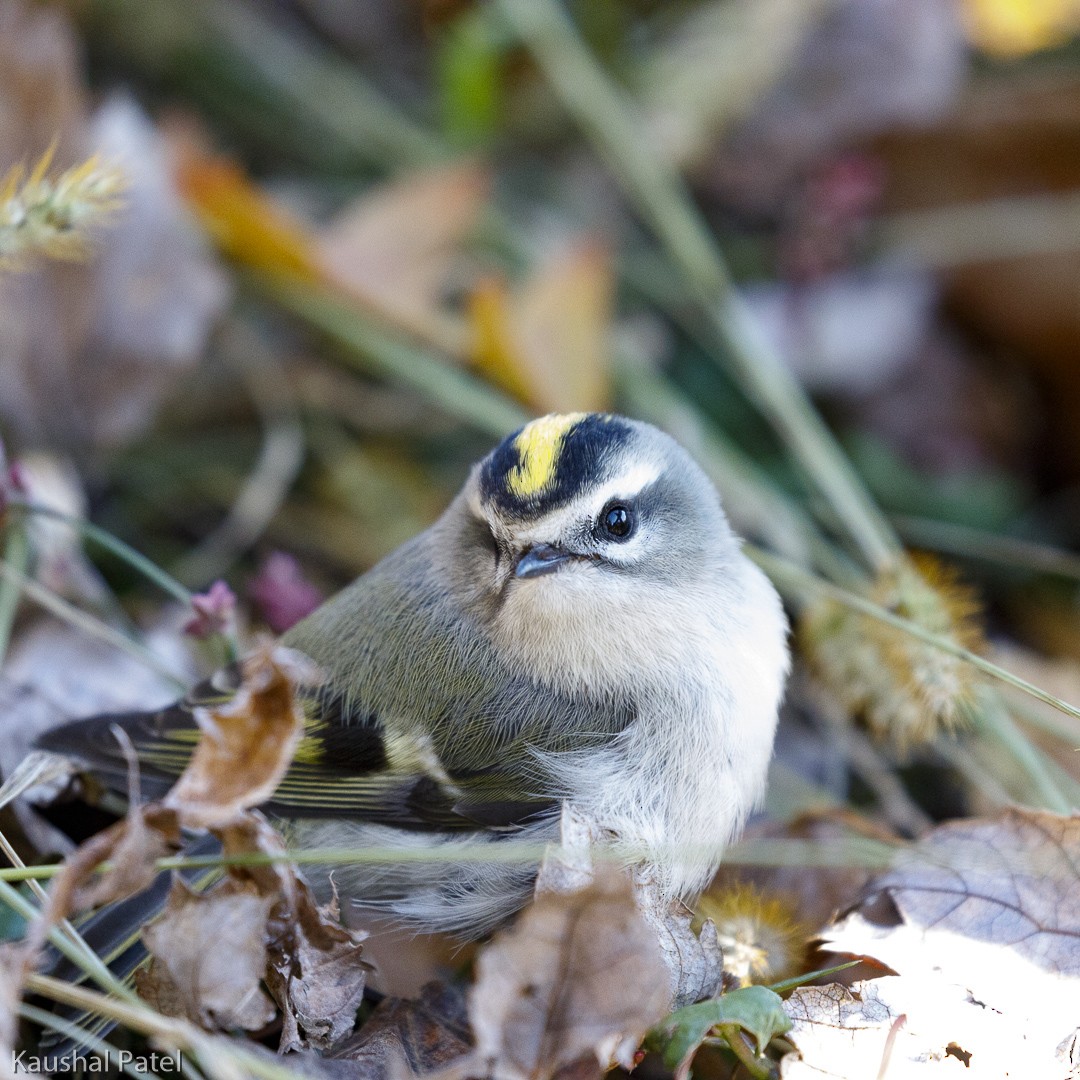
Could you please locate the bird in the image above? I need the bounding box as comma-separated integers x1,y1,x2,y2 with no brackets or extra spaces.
39,412,790,938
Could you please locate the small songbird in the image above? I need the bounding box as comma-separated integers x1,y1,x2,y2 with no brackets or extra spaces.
40,413,789,937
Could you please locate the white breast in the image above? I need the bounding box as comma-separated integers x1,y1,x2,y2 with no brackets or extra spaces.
537,558,789,901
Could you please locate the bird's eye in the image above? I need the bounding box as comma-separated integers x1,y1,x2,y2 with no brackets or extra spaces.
599,502,634,540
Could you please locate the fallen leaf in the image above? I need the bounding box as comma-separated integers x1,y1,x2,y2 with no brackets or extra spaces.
317,162,489,358
49,802,180,920
173,137,319,280
266,879,370,1053
782,808,1080,1078
469,871,670,1080
140,878,277,1032
164,643,318,828
469,242,613,414
534,804,724,1008
327,981,472,1075
781,980,907,1080
218,814,369,1052
868,808,1080,976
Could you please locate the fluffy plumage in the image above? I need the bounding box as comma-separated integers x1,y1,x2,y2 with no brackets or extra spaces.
39,413,789,936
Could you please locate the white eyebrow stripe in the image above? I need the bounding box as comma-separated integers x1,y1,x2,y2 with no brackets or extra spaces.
587,462,662,510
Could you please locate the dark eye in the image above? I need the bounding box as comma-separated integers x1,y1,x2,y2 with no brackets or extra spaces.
600,502,634,540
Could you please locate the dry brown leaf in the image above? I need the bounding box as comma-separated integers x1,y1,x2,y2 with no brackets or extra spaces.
29,801,180,956
127,809,366,1045
317,162,489,357
164,644,318,828
782,808,1080,1078
327,981,471,1076
140,878,277,1032
266,881,370,1053
469,871,669,1080
535,806,723,1007
470,242,613,414
216,812,369,1051
27,643,311,956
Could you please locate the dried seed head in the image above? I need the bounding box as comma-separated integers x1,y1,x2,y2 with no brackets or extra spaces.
0,146,127,267
800,554,984,748
695,883,807,986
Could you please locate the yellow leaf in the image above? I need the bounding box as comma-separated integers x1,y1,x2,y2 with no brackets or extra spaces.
469,242,613,413
469,275,537,403
176,152,319,279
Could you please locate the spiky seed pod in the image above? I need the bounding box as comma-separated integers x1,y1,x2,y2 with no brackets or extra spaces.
800,554,984,749
695,883,807,986
0,147,126,266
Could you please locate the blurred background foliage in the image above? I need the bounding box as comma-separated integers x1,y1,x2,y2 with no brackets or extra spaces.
5,0,1080,891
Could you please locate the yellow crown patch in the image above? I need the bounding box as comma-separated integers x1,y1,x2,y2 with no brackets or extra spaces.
505,412,587,499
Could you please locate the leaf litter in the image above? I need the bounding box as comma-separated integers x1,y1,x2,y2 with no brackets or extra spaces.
781,807,1080,1078
24,643,369,1054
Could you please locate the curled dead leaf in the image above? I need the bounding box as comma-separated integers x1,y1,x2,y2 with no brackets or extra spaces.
469,871,669,1080
266,878,370,1054
164,643,319,828
535,806,724,1007
139,878,277,1032
217,812,369,1052
53,802,180,919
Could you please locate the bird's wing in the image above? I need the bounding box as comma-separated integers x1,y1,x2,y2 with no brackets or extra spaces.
36,679,538,830
39,543,636,831
37,666,633,832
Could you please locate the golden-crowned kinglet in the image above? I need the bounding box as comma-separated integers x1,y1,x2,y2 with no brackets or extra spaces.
40,413,789,937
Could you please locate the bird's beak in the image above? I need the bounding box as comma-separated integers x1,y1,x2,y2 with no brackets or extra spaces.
514,543,573,579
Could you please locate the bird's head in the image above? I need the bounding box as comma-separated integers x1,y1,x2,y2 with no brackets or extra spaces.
446,413,746,689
